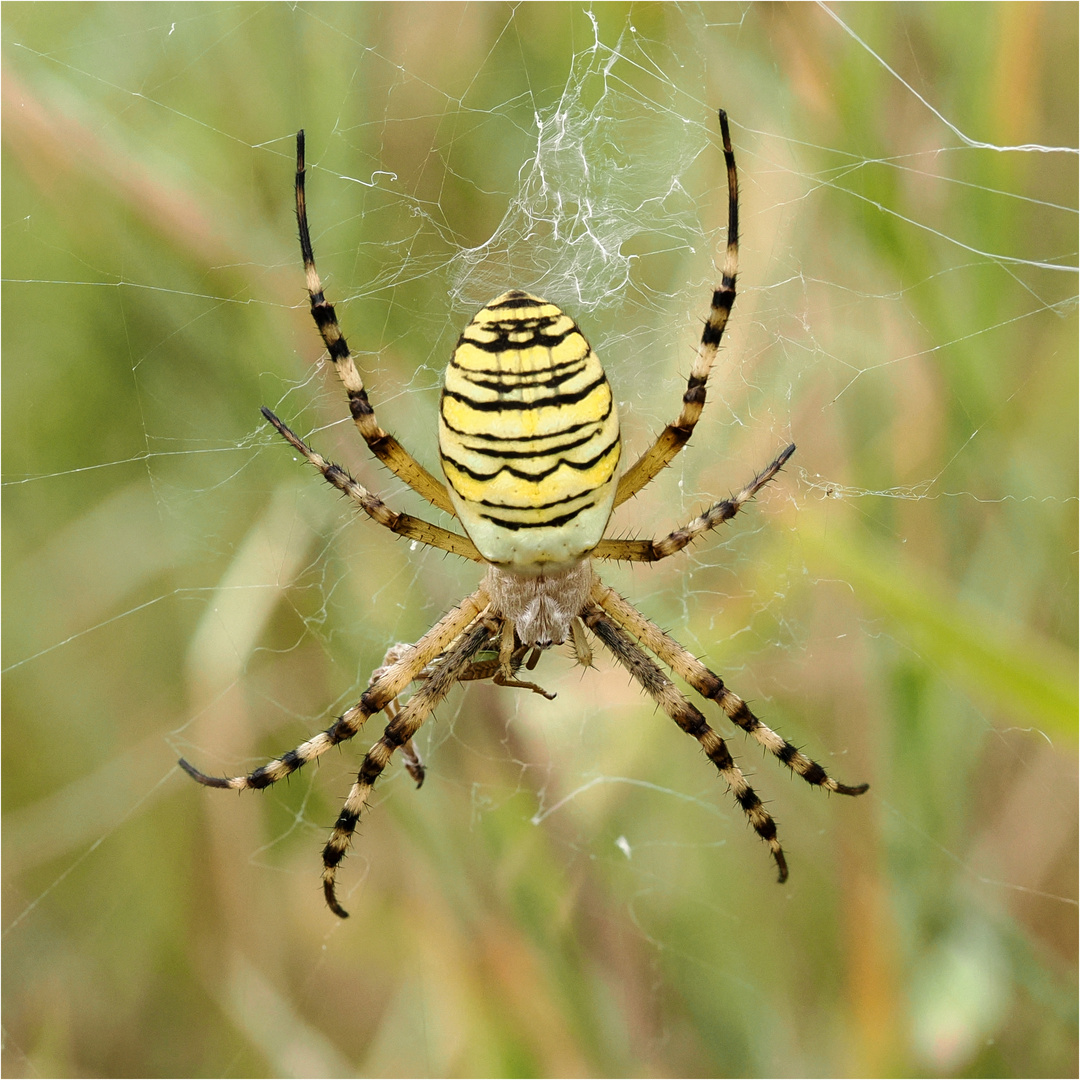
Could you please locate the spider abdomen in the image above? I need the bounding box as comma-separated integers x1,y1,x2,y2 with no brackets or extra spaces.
439,291,621,570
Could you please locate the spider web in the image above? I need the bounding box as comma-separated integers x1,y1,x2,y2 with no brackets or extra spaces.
3,5,1077,1077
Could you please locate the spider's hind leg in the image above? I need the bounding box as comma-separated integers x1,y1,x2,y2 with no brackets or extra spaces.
612,109,741,509
293,130,454,516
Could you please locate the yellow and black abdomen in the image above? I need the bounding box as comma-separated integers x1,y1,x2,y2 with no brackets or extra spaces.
439,291,620,570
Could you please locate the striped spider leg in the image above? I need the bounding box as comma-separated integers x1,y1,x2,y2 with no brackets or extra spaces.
182,111,867,917
180,548,488,792
590,581,870,801
594,443,796,562
581,602,788,879
178,413,548,916
613,109,741,509
294,130,454,515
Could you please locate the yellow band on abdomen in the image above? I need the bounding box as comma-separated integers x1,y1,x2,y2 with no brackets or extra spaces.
438,291,621,569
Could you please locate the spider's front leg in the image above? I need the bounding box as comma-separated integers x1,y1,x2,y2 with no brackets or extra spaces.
178,588,489,791
592,581,870,798
322,619,494,917
582,604,789,882
364,644,429,787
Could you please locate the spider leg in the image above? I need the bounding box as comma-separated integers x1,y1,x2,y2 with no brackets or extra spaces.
399,736,426,787
614,109,739,508
581,604,788,884
178,587,490,790
262,407,481,561
569,617,593,668
294,131,454,516
591,580,869,797
322,619,493,917
595,443,795,563
368,644,426,785
375,634,549,786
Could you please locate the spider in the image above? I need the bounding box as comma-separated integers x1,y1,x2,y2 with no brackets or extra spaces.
180,110,868,918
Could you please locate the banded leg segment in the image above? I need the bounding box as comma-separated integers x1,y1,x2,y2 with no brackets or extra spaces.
614,109,740,509
322,619,494,917
595,443,795,563
591,580,869,797
179,587,490,790
294,131,455,516
262,407,481,562
582,605,788,883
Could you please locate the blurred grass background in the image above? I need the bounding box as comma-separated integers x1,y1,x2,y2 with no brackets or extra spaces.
3,4,1076,1077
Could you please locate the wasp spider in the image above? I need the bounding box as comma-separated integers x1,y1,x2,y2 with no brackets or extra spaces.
180,111,868,918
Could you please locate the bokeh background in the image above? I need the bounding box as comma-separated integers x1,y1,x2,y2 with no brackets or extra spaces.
3,4,1076,1077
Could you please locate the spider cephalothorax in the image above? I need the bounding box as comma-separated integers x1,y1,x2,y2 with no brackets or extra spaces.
180,112,868,918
